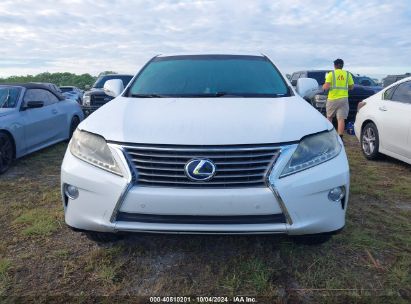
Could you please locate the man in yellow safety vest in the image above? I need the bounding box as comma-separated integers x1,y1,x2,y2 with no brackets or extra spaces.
322,59,354,141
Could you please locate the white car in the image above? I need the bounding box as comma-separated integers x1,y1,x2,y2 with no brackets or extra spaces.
355,76,411,164
61,53,350,244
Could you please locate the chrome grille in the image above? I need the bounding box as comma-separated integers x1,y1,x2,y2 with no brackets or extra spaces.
121,143,280,188
91,94,113,106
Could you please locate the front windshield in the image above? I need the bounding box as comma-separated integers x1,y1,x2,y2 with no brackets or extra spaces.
93,75,133,89
128,55,289,97
0,87,21,108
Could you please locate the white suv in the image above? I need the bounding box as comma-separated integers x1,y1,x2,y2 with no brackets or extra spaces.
61,53,349,243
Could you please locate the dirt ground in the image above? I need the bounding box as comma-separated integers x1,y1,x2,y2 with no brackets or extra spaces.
0,135,410,303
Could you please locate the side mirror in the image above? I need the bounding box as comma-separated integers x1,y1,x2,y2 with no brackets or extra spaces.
23,101,44,110
104,79,124,98
84,85,91,90
296,78,319,98
291,79,297,86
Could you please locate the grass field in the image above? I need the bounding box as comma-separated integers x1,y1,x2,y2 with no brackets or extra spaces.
0,136,410,303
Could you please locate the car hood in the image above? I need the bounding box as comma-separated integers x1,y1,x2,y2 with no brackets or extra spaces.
79,96,331,145
0,108,15,118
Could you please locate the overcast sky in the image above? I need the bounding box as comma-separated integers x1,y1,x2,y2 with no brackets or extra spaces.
0,0,410,79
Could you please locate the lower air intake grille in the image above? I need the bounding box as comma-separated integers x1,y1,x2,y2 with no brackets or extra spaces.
117,212,287,224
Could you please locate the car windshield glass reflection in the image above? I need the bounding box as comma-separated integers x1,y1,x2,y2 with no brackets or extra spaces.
0,87,21,108
128,55,290,98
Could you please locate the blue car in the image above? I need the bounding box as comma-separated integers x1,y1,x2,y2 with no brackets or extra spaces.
0,83,84,173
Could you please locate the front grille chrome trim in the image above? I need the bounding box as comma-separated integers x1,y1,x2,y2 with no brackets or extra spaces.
121,143,281,188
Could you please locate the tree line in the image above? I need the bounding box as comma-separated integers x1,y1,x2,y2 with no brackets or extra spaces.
0,71,118,90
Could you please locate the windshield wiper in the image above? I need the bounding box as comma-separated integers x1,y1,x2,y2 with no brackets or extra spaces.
130,93,167,98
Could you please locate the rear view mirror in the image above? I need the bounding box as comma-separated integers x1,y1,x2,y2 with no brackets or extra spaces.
104,79,124,98
296,78,319,98
23,101,44,110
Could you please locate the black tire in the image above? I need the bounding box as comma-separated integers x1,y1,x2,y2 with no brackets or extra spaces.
84,232,123,243
361,122,380,160
291,234,332,245
69,116,80,139
0,132,14,174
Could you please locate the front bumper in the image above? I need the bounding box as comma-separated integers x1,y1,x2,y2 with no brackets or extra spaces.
62,142,349,235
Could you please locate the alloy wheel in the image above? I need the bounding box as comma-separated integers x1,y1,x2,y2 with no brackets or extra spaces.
362,126,376,156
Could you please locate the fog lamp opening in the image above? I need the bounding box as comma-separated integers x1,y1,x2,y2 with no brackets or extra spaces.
328,186,345,202
64,184,79,200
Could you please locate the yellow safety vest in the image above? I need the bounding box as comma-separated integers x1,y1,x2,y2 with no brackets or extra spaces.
326,69,352,100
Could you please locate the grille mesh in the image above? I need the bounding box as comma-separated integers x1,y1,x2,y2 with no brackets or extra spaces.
121,143,280,188
90,94,113,106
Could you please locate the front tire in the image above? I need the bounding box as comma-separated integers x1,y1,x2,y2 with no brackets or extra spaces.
361,122,380,160
0,132,14,174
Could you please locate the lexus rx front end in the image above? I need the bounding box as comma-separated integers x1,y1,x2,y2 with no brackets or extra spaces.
61,53,350,244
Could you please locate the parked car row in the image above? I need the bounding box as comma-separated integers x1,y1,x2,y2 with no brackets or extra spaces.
0,73,136,174
291,68,411,165
1,54,409,246
0,83,83,173
60,86,84,104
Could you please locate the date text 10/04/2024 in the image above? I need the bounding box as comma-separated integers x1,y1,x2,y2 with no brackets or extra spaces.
149,296,257,303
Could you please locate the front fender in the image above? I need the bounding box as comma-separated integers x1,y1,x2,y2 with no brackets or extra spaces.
0,115,24,158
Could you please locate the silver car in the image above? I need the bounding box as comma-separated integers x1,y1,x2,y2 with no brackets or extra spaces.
0,83,84,173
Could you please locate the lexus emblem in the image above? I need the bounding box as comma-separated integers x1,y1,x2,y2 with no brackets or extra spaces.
184,159,216,181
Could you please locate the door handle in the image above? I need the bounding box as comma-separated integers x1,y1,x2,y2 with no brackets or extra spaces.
378,106,387,111
52,109,58,114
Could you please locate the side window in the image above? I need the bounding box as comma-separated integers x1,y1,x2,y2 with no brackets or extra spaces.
24,89,45,105
43,91,59,106
391,81,411,104
23,89,58,107
383,86,395,100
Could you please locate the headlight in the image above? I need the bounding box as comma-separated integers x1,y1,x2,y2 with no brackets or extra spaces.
69,129,123,176
83,95,91,106
314,94,327,102
280,130,341,178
